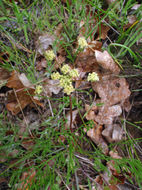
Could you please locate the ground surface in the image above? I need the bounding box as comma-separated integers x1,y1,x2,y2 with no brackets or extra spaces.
0,0,142,190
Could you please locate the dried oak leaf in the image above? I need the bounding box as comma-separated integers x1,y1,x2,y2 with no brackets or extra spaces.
75,50,99,72
0,67,11,88
17,168,36,190
102,124,124,143
85,103,122,125
43,79,62,96
96,24,110,40
87,124,108,154
36,55,65,71
95,50,120,74
109,150,122,159
88,41,102,51
36,58,47,71
92,77,131,106
6,71,43,115
0,67,10,80
75,68,87,89
36,33,55,55
123,15,138,30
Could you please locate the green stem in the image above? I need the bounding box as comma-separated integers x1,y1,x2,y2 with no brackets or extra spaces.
69,94,73,133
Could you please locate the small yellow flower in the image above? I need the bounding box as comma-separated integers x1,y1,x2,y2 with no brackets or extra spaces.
45,50,56,61
35,85,43,95
59,75,72,88
78,37,88,49
63,84,75,95
51,72,61,80
69,69,79,78
87,72,99,82
61,64,71,74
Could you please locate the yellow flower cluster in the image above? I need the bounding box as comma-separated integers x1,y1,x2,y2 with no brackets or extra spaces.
51,72,61,80
69,69,79,78
59,75,75,95
87,72,99,82
63,84,75,95
78,37,88,49
51,64,79,95
61,64,71,74
45,50,56,61
35,85,43,95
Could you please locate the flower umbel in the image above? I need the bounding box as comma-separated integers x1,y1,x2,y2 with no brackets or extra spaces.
87,72,99,82
45,50,56,61
78,37,88,49
51,72,61,80
59,75,72,88
63,84,75,95
69,69,79,78
51,64,79,95
35,85,43,95
61,64,71,74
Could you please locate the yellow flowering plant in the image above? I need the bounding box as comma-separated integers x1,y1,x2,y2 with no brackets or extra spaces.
35,85,43,95
87,72,99,82
45,50,56,61
51,72,61,80
61,64,71,74
51,64,79,95
78,37,88,49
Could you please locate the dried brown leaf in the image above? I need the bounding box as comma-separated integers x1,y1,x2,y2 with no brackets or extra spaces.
132,4,141,10
65,109,78,129
87,124,108,154
96,24,110,40
95,50,120,74
21,140,35,150
17,168,36,190
123,15,137,30
88,41,102,51
106,0,117,5
75,68,86,88
36,58,47,71
43,79,62,96
102,124,124,143
85,103,122,125
75,51,99,72
109,151,122,159
0,67,10,80
6,71,43,115
92,77,131,106
36,33,55,55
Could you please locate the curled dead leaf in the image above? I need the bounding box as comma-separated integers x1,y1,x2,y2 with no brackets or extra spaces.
43,79,62,96
87,124,108,155
102,124,124,143
95,50,120,74
6,71,43,115
36,33,55,55
65,109,78,129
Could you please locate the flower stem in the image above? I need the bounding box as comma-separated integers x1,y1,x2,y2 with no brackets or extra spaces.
69,94,73,133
